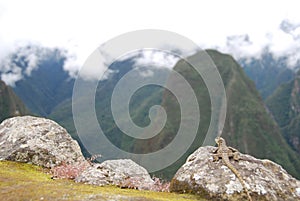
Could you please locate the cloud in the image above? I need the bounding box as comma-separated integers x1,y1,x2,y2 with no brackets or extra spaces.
0,0,300,77
61,52,80,78
133,50,180,69
270,20,300,67
1,72,22,87
272,19,300,66
16,45,41,76
222,34,265,59
0,60,23,87
0,46,24,86
0,44,41,85
0,43,70,86
139,69,154,78
110,49,181,78
280,19,300,37
217,17,300,68
76,47,114,81
74,40,195,81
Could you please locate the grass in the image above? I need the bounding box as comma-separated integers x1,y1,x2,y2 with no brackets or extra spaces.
0,161,203,201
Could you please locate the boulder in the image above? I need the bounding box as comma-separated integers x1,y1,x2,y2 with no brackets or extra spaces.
0,116,85,168
170,146,300,201
75,159,154,190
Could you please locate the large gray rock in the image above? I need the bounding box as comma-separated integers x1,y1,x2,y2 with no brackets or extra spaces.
75,159,154,190
170,146,300,201
0,116,85,168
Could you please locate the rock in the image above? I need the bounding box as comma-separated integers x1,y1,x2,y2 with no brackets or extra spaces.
75,159,154,190
0,116,85,168
170,146,300,201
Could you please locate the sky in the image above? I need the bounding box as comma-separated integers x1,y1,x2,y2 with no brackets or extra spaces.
0,0,300,85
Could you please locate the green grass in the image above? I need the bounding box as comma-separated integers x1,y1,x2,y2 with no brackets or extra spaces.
0,161,203,201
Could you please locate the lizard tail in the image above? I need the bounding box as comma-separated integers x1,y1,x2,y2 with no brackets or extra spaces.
223,159,252,201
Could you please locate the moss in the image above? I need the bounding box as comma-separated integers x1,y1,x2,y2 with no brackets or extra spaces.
170,179,210,200
170,179,193,194
0,161,204,201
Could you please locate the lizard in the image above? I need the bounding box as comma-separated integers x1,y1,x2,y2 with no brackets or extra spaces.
212,137,252,201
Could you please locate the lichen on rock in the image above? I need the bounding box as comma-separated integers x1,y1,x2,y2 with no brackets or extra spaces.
0,116,85,168
170,146,300,201
75,159,154,190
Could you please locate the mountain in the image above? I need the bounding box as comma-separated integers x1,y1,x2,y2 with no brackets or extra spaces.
50,49,300,180
240,50,295,100
0,45,74,116
3,45,299,179
142,50,300,179
210,50,300,176
266,70,300,154
49,57,170,155
0,80,29,122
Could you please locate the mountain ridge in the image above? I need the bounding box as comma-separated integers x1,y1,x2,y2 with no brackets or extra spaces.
49,49,300,179
241,50,295,100
0,46,74,116
144,50,300,179
3,45,300,180
266,70,300,154
0,80,29,122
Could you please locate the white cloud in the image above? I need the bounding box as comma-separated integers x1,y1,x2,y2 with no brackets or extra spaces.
24,53,38,76
133,50,180,69
0,43,71,85
221,35,265,59
1,73,22,87
62,53,80,78
139,69,154,78
0,44,43,85
16,45,41,76
0,61,23,87
217,17,300,68
0,0,300,77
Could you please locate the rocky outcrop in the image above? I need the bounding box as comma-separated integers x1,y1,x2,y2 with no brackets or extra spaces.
170,146,300,201
75,159,154,190
0,116,85,168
